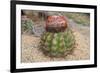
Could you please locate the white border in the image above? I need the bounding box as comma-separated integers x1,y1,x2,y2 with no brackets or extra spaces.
16,4,94,69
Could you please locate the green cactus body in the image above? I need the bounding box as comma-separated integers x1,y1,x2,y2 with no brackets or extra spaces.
40,28,75,57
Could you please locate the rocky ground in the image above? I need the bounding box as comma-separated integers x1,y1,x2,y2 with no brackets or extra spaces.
21,19,90,63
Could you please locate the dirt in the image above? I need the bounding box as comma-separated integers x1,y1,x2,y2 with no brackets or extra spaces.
21,19,90,63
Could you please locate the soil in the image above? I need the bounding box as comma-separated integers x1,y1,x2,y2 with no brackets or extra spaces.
21,19,90,63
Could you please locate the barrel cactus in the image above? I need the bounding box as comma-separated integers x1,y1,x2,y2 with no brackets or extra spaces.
40,15,75,57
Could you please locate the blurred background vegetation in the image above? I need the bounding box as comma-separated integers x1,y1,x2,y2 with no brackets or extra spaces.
63,12,90,26
21,10,90,33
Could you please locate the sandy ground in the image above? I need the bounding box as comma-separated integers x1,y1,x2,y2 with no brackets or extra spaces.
21,19,90,63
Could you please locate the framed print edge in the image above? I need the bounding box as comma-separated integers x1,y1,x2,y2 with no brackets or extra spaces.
10,0,97,73
94,6,97,67
10,1,16,72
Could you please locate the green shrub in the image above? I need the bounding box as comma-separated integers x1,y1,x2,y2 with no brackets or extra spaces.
21,19,33,33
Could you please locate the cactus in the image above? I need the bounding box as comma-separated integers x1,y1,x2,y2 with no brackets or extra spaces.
40,28,75,57
21,16,33,33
